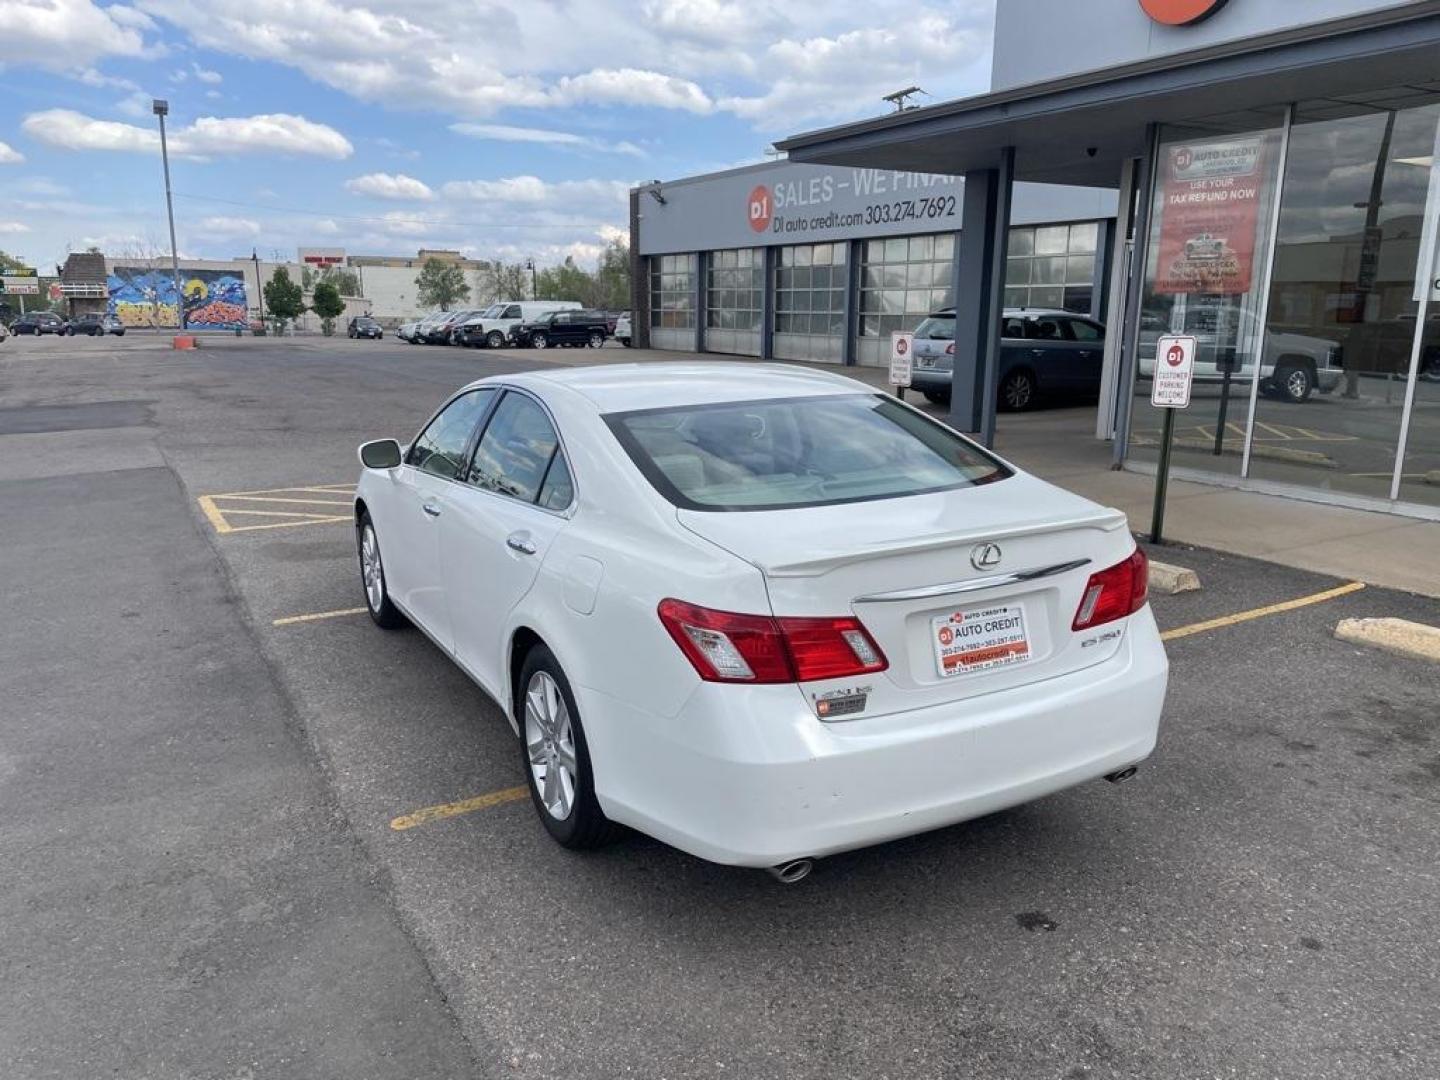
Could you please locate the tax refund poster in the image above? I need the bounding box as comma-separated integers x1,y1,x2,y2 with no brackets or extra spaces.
1153,136,1266,296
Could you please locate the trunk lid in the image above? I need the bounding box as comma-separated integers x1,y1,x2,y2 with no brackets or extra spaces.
677,473,1133,720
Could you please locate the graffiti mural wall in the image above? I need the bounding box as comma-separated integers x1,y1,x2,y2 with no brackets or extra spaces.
108,266,249,330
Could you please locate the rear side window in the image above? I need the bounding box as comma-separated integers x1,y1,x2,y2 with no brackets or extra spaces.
1066,319,1104,342
606,393,1009,512
407,389,496,479
914,316,954,341
467,392,562,504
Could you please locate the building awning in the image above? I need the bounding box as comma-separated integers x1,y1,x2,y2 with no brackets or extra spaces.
776,3,1440,187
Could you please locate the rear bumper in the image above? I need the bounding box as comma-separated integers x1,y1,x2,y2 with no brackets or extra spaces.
911,367,954,394
581,610,1168,867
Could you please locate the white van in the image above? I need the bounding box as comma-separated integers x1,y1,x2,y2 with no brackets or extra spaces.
458,301,583,348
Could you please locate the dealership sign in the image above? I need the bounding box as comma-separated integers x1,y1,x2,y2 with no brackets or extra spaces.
1153,136,1265,296
1139,0,1229,25
1150,335,1197,408
0,276,40,294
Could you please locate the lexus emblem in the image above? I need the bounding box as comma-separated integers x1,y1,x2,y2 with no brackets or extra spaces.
970,543,1003,571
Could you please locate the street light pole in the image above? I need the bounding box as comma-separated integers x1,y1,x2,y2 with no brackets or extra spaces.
152,99,183,331
252,248,265,328
525,258,536,299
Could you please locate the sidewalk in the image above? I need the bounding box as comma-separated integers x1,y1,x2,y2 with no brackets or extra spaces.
552,347,1440,599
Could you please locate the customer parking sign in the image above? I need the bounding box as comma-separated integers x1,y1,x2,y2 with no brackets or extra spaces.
1151,335,1196,408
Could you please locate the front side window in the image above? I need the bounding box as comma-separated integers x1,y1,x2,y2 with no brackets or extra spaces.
406,389,496,479
502,305,521,319
606,393,1009,512
467,392,563,504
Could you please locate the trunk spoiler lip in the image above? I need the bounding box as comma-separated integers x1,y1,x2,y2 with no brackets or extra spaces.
853,558,1093,604
689,506,1128,578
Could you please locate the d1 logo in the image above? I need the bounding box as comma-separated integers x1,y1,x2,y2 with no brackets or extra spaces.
746,185,773,233
1139,0,1229,25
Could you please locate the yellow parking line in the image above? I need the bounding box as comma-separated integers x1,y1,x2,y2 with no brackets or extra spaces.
390,785,530,831
196,494,232,535
272,606,368,626
213,495,354,507
1160,581,1365,642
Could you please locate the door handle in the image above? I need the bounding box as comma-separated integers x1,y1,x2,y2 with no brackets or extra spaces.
506,533,537,555
422,503,441,517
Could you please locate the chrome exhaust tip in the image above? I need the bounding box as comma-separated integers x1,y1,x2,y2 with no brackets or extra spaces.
767,858,814,884
1105,765,1139,785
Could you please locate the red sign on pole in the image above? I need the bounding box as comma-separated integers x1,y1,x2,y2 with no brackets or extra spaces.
1153,137,1265,296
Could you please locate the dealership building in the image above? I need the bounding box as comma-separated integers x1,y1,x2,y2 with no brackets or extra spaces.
631,0,1440,519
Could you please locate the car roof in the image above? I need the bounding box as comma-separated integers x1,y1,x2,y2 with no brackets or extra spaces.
469,361,872,412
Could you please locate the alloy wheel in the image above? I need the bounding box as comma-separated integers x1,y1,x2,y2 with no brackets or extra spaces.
1003,373,1034,410
360,524,384,613
524,671,577,821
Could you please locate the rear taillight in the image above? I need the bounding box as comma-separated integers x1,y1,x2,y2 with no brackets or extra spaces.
657,599,888,684
1072,548,1149,631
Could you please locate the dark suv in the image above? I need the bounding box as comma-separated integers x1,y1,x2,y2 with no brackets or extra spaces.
910,307,1106,411
348,316,383,339
509,310,609,349
12,311,68,335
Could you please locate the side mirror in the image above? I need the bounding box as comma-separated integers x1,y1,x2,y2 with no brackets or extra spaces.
359,438,403,470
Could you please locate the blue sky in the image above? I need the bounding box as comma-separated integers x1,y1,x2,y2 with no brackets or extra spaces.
0,0,995,273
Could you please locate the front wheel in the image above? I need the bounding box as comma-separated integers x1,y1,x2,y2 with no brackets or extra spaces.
518,646,617,849
588,331,604,348
358,515,406,629
486,330,506,349
531,332,548,349
619,337,631,348
998,369,1037,412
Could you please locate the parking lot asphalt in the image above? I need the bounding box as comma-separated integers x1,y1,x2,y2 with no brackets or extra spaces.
3,334,1439,1080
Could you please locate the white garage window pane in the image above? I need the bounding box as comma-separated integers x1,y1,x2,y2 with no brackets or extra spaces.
1035,225,1069,255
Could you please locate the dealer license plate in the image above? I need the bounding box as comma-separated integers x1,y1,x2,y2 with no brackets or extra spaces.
931,603,1031,677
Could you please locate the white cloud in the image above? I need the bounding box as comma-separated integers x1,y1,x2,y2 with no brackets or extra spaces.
344,172,434,200
192,62,222,84
549,69,711,113
450,123,644,157
105,4,157,31
195,215,259,236
0,0,151,69
21,109,354,159
0,221,31,234
0,142,25,164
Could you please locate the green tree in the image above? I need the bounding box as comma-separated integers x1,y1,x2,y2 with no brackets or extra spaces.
311,281,345,336
478,261,530,303
415,258,470,311
263,266,306,333
304,265,361,297
594,237,631,310
533,257,596,306
0,249,31,275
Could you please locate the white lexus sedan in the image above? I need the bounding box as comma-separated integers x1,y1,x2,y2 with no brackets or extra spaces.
354,363,1167,881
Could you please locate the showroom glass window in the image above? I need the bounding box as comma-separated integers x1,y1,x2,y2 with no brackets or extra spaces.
1126,109,1289,481
705,248,763,331
857,233,955,365
1005,222,1099,313
650,254,695,329
773,242,848,361
1252,96,1440,508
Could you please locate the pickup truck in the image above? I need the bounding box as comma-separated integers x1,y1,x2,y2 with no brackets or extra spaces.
509,309,609,349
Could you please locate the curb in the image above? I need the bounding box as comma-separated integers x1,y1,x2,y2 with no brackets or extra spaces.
1148,560,1201,595
1334,617,1440,663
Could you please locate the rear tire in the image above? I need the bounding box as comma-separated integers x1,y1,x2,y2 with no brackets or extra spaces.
531,332,548,349
357,514,406,629
923,389,949,404
1273,362,1314,404
517,646,617,849
619,337,631,348
998,369,1037,412
588,331,604,348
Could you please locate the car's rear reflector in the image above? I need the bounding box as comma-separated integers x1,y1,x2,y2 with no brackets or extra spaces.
658,599,888,684
1072,548,1149,631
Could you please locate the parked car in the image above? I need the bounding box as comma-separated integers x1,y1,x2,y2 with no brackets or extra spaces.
348,316,383,340
68,312,126,336
12,311,68,336
456,301,583,349
614,312,632,347
1137,304,1342,403
397,320,420,342
406,312,447,345
911,308,1106,411
352,363,1166,877
509,309,609,349
419,309,477,345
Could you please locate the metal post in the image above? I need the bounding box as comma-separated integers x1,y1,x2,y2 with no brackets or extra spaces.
252,249,265,325
152,100,183,332
1113,125,1160,467
1239,105,1294,478
1150,407,1177,544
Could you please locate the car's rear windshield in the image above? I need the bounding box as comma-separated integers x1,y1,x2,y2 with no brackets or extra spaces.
914,315,955,341
605,393,1010,511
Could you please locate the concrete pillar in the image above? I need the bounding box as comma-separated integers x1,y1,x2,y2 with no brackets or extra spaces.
694,251,707,353
949,148,1013,447
628,190,651,349
760,246,775,360
842,239,859,366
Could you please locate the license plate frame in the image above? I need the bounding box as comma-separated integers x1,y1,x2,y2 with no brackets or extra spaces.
931,603,1032,678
